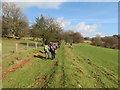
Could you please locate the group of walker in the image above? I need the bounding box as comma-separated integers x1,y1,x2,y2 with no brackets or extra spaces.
44,41,61,60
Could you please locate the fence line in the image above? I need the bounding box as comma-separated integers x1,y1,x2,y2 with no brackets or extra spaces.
14,42,39,53
3,42,41,58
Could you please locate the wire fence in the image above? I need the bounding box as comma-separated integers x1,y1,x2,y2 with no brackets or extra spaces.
2,41,42,58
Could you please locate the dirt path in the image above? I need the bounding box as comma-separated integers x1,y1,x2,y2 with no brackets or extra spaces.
3,56,34,78
31,45,67,88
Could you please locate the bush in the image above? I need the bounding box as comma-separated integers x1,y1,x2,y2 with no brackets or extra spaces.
91,35,119,49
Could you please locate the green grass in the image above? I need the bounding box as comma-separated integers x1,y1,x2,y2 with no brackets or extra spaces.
2,39,118,88
2,38,42,73
2,38,41,57
73,44,118,75
64,44,118,88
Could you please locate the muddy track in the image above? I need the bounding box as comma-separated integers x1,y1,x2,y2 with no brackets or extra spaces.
42,60,59,88
3,56,34,78
60,58,66,88
43,47,67,88
29,60,59,88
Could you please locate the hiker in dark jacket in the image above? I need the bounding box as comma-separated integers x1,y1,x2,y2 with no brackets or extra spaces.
50,44,56,60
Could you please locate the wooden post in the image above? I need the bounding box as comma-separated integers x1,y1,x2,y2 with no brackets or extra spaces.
27,42,29,48
35,42,37,48
0,43,1,56
15,43,18,52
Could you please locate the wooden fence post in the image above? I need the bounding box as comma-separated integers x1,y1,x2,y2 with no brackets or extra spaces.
35,42,37,48
15,43,18,52
27,42,29,48
0,43,1,56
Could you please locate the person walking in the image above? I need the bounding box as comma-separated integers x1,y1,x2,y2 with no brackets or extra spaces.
54,44,57,49
69,43,72,48
50,43,56,60
44,43,50,59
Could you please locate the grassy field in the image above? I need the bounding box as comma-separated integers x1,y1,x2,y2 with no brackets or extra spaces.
2,39,118,88
2,38,41,57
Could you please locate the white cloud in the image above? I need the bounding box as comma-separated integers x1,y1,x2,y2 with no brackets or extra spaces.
56,18,101,37
69,18,117,24
3,0,119,2
3,0,118,10
84,18,118,24
2,1,65,10
3,0,119,10
13,2,63,10
3,0,67,2
57,17,71,28
95,32,102,37
68,22,100,37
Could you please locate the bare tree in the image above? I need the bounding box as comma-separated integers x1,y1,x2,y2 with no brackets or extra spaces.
2,2,28,38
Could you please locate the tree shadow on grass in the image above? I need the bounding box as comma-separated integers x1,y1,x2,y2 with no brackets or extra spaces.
37,55,45,59
34,50,52,60
35,55,53,61
34,55,45,60
19,43,41,47
19,43,34,47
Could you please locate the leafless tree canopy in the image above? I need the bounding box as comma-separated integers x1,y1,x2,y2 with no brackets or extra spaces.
2,2,28,38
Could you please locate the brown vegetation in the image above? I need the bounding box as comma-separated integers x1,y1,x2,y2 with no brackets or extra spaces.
91,35,119,49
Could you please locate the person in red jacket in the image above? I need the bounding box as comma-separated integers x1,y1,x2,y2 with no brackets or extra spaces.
50,43,56,60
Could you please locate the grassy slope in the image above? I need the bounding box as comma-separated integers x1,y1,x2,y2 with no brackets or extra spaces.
64,44,118,88
2,39,37,57
3,41,118,88
2,39,40,71
73,44,118,75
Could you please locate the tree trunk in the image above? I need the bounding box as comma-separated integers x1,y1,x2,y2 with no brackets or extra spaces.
42,37,45,45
